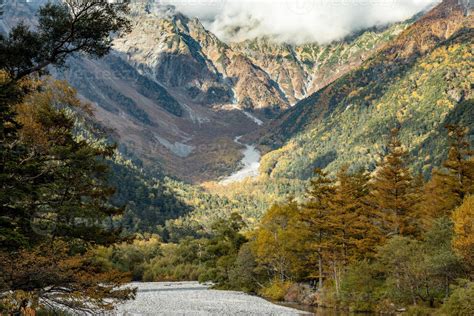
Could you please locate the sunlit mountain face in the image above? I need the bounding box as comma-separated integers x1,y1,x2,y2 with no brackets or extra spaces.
2,0,470,185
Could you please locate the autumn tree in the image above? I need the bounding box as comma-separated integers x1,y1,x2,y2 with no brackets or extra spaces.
331,167,384,261
0,1,133,313
299,169,336,290
0,240,134,313
423,125,474,218
366,128,420,237
451,195,474,274
252,201,303,282
0,78,136,314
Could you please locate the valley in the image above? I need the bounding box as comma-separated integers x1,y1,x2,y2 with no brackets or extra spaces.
220,136,261,185
1,0,473,314
1,0,412,184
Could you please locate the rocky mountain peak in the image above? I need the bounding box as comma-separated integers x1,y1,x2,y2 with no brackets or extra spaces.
458,0,473,15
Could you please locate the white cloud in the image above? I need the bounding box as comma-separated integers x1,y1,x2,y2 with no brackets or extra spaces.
160,0,440,44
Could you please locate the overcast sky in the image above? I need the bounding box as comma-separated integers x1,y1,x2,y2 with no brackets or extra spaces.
160,0,441,44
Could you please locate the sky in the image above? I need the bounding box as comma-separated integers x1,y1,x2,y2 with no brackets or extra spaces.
160,0,441,44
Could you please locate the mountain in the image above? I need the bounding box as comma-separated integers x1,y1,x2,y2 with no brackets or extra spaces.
231,23,408,104
1,0,472,234
114,3,289,116
1,0,449,185
256,0,473,180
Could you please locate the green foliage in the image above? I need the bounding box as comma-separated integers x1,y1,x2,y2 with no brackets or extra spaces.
377,218,463,308
438,281,474,316
227,243,266,293
339,261,384,312
0,1,134,313
259,28,473,182
198,213,248,287
108,163,192,234
405,305,436,316
0,0,130,81
1,79,123,250
109,237,161,281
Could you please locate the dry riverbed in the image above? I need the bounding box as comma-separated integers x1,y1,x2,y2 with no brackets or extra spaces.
114,282,306,315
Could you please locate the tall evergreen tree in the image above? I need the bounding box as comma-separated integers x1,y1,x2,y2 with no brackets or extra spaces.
330,167,383,262
299,169,336,290
0,1,134,313
366,128,419,237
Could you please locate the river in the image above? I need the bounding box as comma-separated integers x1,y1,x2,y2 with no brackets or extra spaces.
114,282,307,315
220,136,261,185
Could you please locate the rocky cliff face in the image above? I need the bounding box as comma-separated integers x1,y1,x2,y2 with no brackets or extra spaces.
113,3,289,117
231,23,408,105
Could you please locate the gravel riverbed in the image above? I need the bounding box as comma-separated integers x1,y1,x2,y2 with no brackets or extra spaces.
114,282,306,315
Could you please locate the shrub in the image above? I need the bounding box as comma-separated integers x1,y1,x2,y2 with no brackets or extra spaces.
437,281,474,316
405,305,435,316
339,261,383,312
258,279,293,301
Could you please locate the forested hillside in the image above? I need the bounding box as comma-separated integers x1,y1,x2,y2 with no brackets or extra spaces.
257,0,473,180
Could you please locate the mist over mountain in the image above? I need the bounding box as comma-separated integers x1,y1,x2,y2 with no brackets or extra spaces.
164,0,440,43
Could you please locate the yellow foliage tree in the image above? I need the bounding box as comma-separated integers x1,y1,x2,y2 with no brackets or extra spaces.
251,201,304,281
452,195,474,273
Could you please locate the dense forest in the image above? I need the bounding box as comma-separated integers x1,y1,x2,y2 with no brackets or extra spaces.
97,126,474,315
0,0,473,315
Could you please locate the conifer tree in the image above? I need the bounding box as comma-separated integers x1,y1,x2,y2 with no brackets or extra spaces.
299,169,336,290
326,167,386,293
331,167,383,262
0,1,134,313
423,125,474,218
0,79,135,313
366,128,419,237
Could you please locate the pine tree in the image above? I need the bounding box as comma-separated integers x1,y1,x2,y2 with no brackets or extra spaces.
325,167,385,293
366,128,419,237
0,1,134,313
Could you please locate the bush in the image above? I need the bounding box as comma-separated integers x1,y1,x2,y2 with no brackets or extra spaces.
405,305,435,316
339,261,383,312
258,279,293,301
438,281,474,316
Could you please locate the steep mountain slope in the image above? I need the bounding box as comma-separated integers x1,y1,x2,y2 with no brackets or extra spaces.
0,0,434,184
56,2,411,183
113,3,289,117
257,0,473,180
231,23,408,104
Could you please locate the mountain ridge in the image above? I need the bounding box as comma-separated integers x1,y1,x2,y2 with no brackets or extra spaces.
254,0,473,180
0,0,436,183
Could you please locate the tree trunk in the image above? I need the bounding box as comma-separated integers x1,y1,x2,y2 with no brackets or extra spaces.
318,251,323,290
